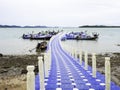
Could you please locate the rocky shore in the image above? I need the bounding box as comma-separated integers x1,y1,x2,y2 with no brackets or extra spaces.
0,53,120,89
0,55,38,90
88,52,120,86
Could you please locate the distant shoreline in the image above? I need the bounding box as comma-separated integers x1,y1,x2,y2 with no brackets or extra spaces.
0,25,58,28
1,25,120,28
79,25,120,28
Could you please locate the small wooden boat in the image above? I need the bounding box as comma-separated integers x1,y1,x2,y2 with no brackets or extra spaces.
36,41,47,52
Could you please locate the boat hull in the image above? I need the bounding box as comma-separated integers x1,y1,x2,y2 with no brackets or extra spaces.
76,37,98,40
36,41,47,52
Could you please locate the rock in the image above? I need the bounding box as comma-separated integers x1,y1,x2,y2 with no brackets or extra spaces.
21,66,38,75
21,69,27,74
0,69,8,73
2,66,10,69
5,88,8,90
0,53,3,57
117,44,120,46
34,65,38,75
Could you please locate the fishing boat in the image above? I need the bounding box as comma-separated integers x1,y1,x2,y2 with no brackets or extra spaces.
65,33,76,40
22,30,60,40
62,31,99,40
36,41,47,52
22,34,32,39
76,33,99,40
75,36,98,40
30,34,52,40
61,37,66,41
22,34,52,40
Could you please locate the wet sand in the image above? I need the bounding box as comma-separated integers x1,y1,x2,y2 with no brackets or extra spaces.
0,53,120,89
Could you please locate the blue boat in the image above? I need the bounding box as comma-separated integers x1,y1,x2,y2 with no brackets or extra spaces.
22,34,32,39
30,34,52,40
22,31,60,40
62,32,99,40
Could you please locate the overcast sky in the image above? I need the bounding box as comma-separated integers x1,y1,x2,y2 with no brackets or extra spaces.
0,0,120,27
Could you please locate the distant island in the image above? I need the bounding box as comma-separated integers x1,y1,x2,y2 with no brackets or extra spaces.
79,25,120,28
0,25,52,28
1,25,120,28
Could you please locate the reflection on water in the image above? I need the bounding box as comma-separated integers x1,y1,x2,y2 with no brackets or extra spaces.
0,28,120,55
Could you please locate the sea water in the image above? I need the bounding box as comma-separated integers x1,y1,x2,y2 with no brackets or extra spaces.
0,28,120,55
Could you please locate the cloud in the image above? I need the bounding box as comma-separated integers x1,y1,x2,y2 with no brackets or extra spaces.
0,0,120,26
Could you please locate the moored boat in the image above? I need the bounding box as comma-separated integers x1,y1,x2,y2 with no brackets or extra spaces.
30,34,52,40
22,30,60,40
61,31,99,41
22,34,32,39
76,33,99,40
36,41,47,52
76,36,98,40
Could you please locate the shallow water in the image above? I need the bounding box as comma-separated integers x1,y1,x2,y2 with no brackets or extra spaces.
0,28,120,55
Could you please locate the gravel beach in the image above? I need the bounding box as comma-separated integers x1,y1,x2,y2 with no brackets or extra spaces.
0,55,38,90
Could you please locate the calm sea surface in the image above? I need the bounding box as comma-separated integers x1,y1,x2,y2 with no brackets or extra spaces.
0,28,120,55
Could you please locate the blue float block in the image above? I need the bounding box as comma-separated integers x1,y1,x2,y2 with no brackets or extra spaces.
60,84,74,88
45,88,56,90
35,86,40,90
61,80,72,84
60,73,68,75
46,84,58,89
35,83,40,90
49,73,57,77
86,78,101,85
90,85,105,90
47,77,57,80
74,80,86,84
35,74,40,90
62,88,73,90
76,84,90,90
89,81,100,85
48,78,57,81
111,85,120,90
61,76,70,80
47,81,57,84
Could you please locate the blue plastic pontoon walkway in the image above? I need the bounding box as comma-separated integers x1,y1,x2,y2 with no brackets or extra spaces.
35,34,120,90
